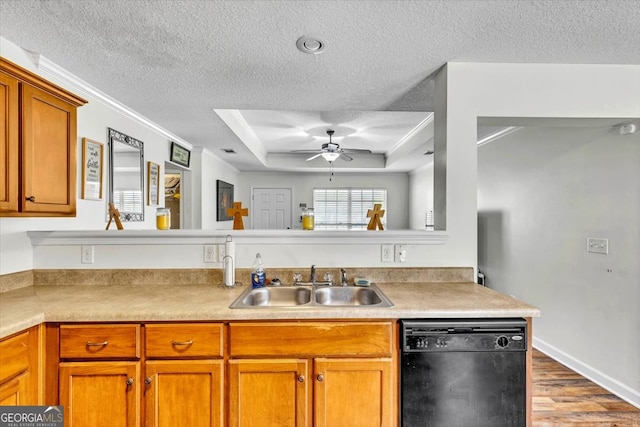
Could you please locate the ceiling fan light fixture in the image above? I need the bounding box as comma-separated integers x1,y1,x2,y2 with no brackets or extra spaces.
321,152,340,162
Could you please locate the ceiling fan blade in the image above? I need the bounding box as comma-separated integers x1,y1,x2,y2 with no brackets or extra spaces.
291,149,322,154
305,153,324,161
340,153,353,162
340,148,373,154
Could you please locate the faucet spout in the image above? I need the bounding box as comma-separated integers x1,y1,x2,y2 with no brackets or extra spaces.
310,264,317,284
340,268,348,286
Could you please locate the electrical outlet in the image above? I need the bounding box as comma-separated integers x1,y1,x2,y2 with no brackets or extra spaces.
218,244,226,263
81,245,95,264
381,244,393,263
204,245,216,263
587,238,608,254
395,244,407,263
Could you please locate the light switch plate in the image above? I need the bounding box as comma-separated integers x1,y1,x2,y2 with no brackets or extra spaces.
395,244,406,263
587,238,608,255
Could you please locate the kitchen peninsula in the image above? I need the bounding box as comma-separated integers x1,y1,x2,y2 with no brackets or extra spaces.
1,265,538,426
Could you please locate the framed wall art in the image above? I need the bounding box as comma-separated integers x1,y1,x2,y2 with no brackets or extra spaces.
81,137,104,200
217,180,234,221
147,161,160,206
170,141,191,167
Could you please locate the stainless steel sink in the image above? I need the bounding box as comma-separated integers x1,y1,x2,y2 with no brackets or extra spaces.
314,286,387,306
229,284,393,309
230,286,312,308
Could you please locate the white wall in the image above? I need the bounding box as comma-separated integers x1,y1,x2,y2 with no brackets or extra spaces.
478,124,640,407
237,172,410,230
0,37,195,273
409,164,434,229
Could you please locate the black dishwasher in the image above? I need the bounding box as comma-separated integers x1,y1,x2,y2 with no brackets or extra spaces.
400,318,527,427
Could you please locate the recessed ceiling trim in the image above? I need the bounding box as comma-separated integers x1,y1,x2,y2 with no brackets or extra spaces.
214,109,268,165
477,126,521,147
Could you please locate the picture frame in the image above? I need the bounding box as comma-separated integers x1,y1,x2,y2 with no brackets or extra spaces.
147,161,160,206
170,141,191,167
217,180,234,221
81,137,104,200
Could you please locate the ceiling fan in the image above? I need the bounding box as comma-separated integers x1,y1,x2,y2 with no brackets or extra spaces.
291,130,372,163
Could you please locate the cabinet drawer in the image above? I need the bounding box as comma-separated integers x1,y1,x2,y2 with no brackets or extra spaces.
59,324,140,359
0,330,30,383
145,323,224,358
229,321,393,357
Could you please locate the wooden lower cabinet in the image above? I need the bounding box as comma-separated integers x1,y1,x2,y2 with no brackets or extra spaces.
314,358,393,427
144,360,224,427
229,357,393,427
228,321,396,427
59,361,140,427
0,326,40,405
228,359,310,427
0,372,31,405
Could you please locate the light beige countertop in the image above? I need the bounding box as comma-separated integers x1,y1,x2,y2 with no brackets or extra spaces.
0,281,539,339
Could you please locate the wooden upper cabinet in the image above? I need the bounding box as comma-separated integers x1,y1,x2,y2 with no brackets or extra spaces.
0,57,87,217
0,73,19,213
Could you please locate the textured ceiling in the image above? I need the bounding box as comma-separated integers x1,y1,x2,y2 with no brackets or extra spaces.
1,0,638,171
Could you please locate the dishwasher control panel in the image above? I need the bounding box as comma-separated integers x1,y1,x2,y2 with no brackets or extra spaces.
401,318,527,352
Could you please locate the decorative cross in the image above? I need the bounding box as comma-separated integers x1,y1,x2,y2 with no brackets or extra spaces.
366,203,385,231
106,202,124,230
227,202,249,230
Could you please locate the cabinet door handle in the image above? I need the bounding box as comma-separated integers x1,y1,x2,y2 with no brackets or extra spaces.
297,375,305,383
25,196,35,202
126,377,134,386
316,374,324,382
171,340,193,346
86,341,108,347
144,377,153,385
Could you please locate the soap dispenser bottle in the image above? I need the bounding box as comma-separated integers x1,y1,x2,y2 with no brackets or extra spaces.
251,253,266,288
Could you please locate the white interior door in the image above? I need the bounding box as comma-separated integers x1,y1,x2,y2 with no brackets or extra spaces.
251,188,292,229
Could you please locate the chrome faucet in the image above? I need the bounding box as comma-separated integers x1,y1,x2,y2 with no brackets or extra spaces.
340,268,348,286
310,264,317,284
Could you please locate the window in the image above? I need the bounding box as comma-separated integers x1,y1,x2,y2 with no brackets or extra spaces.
113,189,143,213
313,188,387,230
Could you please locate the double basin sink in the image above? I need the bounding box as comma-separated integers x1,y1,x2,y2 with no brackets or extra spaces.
229,283,394,309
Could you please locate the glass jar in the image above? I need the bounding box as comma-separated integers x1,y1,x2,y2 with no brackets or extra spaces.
302,207,314,230
156,207,170,230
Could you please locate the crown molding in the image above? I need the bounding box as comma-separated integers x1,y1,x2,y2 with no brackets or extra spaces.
37,56,193,149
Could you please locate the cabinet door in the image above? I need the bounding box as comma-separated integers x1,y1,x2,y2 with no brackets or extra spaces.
0,73,19,213
0,372,30,405
228,359,310,427
59,361,140,427
21,83,77,215
144,360,224,427
314,358,394,427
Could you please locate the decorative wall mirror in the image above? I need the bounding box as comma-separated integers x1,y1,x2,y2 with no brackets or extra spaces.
108,128,144,221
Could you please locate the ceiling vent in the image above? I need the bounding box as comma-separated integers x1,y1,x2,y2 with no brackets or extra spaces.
221,148,236,154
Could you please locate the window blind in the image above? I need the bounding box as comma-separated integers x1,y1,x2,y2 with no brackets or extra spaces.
313,188,387,230
113,190,143,213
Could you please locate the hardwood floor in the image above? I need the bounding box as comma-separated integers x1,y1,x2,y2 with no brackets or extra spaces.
532,349,640,427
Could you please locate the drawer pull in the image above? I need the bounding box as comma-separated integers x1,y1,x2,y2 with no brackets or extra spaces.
297,375,305,383
317,374,324,382
171,340,193,346
86,341,108,347
25,196,35,202
126,377,134,386
144,377,153,385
